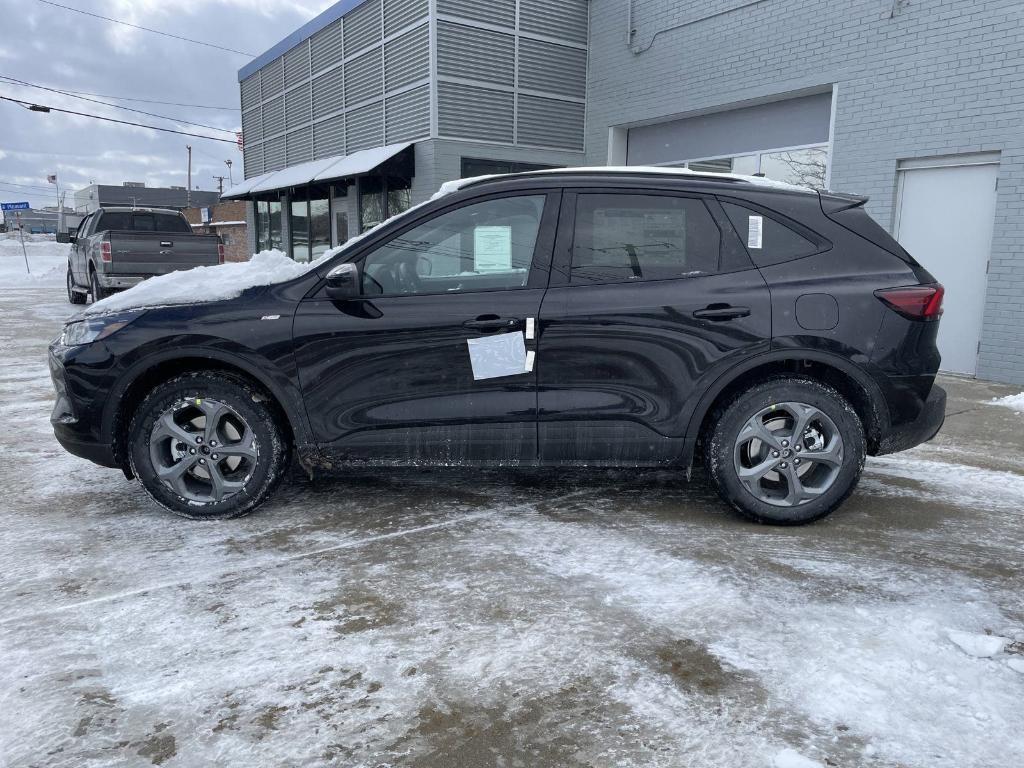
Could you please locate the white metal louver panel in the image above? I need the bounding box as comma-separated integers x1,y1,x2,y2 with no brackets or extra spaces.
240,74,261,112
243,142,264,179
437,21,514,85
241,107,262,143
385,85,429,143
262,96,285,137
518,38,587,99
517,94,584,150
263,135,286,172
285,85,312,129
343,0,382,56
310,20,344,75
384,24,429,91
346,101,384,152
313,115,345,159
345,50,384,107
286,128,313,165
260,58,284,100
437,82,513,143
437,0,514,29
312,67,345,119
519,0,588,44
384,0,427,36
283,42,310,89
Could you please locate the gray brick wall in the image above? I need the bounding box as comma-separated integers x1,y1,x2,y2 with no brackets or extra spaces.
587,0,1024,384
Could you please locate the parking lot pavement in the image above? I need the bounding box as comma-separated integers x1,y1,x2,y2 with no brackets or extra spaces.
1,274,1023,768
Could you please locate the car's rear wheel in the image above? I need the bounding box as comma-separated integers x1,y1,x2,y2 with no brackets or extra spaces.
128,372,289,519
89,269,109,303
67,265,86,304
706,377,865,525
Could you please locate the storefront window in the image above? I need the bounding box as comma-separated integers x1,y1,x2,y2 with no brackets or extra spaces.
386,176,412,219
268,201,283,251
359,175,385,232
679,145,829,188
460,158,559,177
310,194,331,259
291,193,310,263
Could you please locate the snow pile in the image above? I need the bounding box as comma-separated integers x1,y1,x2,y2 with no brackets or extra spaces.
992,392,1024,413
772,749,824,768
84,249,327,315
0,236,69,284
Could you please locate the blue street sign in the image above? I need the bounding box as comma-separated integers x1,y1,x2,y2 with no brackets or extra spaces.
1,202,30,211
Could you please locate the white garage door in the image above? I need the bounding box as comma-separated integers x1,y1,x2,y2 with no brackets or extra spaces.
895,156,999,376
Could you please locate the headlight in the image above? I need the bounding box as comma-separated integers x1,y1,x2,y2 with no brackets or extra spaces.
61,310,143,347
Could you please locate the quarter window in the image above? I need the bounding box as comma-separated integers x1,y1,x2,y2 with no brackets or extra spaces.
720,201,818,266
361,195,546,296
570,194,720,284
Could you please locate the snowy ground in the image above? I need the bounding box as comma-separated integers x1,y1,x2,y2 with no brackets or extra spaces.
1,240,1023,767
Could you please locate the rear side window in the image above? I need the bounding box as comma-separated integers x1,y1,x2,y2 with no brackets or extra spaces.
721,201,818,266
570,194,720,284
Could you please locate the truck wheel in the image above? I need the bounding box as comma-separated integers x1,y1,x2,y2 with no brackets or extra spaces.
67,265,86,304
128,372,290,519
89,269,109,303
705,377,866,525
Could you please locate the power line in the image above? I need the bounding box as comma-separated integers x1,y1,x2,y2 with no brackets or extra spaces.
0,95,237,144
0,180,56,192
15,86,238,111
34,0,255,57
0,75,237,134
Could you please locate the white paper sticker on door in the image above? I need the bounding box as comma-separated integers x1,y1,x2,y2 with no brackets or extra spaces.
473,225,512,272
747,215,763,249
467,331,527,380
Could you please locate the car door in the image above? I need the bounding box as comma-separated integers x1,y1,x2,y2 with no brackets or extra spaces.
537,189,772,465
292,190,560,465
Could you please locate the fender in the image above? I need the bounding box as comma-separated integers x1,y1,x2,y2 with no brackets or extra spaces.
679,347,891,469
101,343,317,458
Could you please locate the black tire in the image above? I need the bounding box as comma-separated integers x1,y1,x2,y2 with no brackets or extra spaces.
89,268,109,303
705,376,866,525
128,372,290,519
67,264,86,304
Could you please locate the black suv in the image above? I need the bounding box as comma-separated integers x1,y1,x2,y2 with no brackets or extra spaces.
49,169,946,524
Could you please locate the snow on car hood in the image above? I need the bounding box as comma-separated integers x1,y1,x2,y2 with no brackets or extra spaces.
82,249,330,316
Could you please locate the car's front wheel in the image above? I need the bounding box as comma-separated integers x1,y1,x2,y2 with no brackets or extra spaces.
128,372,290,519
705,377,866,525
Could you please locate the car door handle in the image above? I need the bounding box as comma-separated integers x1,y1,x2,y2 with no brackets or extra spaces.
463,316,521,332
692,305,751,321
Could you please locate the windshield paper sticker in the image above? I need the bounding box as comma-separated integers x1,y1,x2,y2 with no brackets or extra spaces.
747,215,763,249
473,225,513,272
467,331,527,380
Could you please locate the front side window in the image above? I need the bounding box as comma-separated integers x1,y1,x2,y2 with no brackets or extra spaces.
570,194,721,284
361,195,546,296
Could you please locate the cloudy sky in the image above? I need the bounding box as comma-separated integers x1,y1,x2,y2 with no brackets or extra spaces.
0,0,333,209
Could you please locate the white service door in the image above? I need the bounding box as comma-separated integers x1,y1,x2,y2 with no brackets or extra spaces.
895,162,998,375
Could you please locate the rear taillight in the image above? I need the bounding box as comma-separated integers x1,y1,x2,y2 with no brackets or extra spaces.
217,243,225,264
874,284,944,320
100,241,112,262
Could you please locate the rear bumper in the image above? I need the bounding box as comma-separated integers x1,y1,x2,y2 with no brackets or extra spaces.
876,384,946,455
96,273,145,289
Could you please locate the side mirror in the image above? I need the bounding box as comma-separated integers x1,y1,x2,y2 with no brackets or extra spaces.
325,262,360,300
66,234,76,244
57,232,71,244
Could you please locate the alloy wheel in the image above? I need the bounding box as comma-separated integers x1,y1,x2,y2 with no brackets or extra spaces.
149,397,259,504
733,401,844,507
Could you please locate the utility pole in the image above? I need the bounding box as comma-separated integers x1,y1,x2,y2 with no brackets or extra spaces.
186,145,192,207
225,159,234,186
15,212,29,274
213,175,226,196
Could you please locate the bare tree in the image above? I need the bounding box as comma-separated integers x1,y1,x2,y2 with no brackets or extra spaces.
776,149,828,189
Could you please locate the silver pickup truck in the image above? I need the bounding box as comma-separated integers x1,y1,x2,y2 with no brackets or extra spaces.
66,207,223,304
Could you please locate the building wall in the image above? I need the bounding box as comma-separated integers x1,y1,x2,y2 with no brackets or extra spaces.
238,0,590,181
73,185,219,213
587,0,1024,384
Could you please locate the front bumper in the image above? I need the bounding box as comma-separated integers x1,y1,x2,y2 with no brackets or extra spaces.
877,384,946,455
96,273,145,289
48,344,119,468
